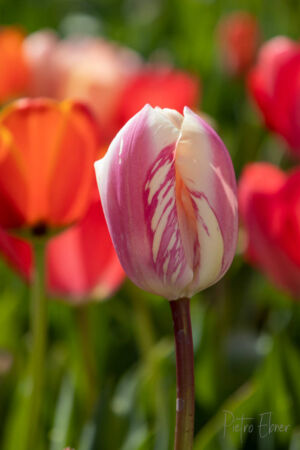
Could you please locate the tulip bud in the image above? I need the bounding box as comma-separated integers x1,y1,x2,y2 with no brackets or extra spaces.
95,105,238,300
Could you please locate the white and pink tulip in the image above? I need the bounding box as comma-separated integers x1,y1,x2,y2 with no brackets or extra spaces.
95,105,238,300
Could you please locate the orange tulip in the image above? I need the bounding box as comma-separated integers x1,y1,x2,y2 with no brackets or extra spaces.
0,27,29,102
0,98,100,230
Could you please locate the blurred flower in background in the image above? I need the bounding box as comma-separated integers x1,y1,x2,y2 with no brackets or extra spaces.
0,98,99,230
248,36,300,157
47,182,125,302
24,30,201,144
24,31,141,143
0,227,32,279
239,162,300,297
0,27,29,102
115,67,200,128
216,11,260,77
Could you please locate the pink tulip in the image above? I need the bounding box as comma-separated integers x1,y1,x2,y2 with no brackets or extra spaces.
24,30,58,97
24,32,141,143
95,105,238,300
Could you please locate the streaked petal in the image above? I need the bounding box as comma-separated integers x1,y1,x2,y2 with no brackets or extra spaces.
96,104,193,299
179,108,238,283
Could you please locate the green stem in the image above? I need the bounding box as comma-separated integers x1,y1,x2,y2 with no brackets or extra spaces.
75,305,98,415
26,237,47,448
170,297,195,450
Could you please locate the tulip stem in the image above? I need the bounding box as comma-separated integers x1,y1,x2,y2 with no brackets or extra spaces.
75,305,98,416
170,297,195,450
26,237,47,448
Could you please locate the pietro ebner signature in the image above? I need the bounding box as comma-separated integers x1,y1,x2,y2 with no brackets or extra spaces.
223,410,290,442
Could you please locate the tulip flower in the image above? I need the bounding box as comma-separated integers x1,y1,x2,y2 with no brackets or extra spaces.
216,11,260,76
0,98,99,230
95,105,238,450
248,37,300,156
95,105,238,300
0,27,29,103
239,162,300,297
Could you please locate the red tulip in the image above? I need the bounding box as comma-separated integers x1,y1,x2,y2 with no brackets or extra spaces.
116,67,200,127
239,162,300,296
217,11,260,76
47,185,125,302
0,189,125,302
0,27,29,103
248,37,300,156
0,98,100,230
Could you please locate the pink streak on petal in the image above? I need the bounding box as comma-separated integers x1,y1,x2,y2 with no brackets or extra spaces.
184,107,238,277
143,145,188,287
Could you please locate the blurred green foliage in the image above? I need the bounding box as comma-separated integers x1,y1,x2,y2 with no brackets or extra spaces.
0,0,300,449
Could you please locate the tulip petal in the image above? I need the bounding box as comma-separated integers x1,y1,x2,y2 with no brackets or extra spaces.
47,189,125,301
0,28,29,102
179,108,238,280
48,101,100,225
96,104,195,299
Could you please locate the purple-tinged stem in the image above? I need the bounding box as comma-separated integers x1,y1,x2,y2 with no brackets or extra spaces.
170,297,195,450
